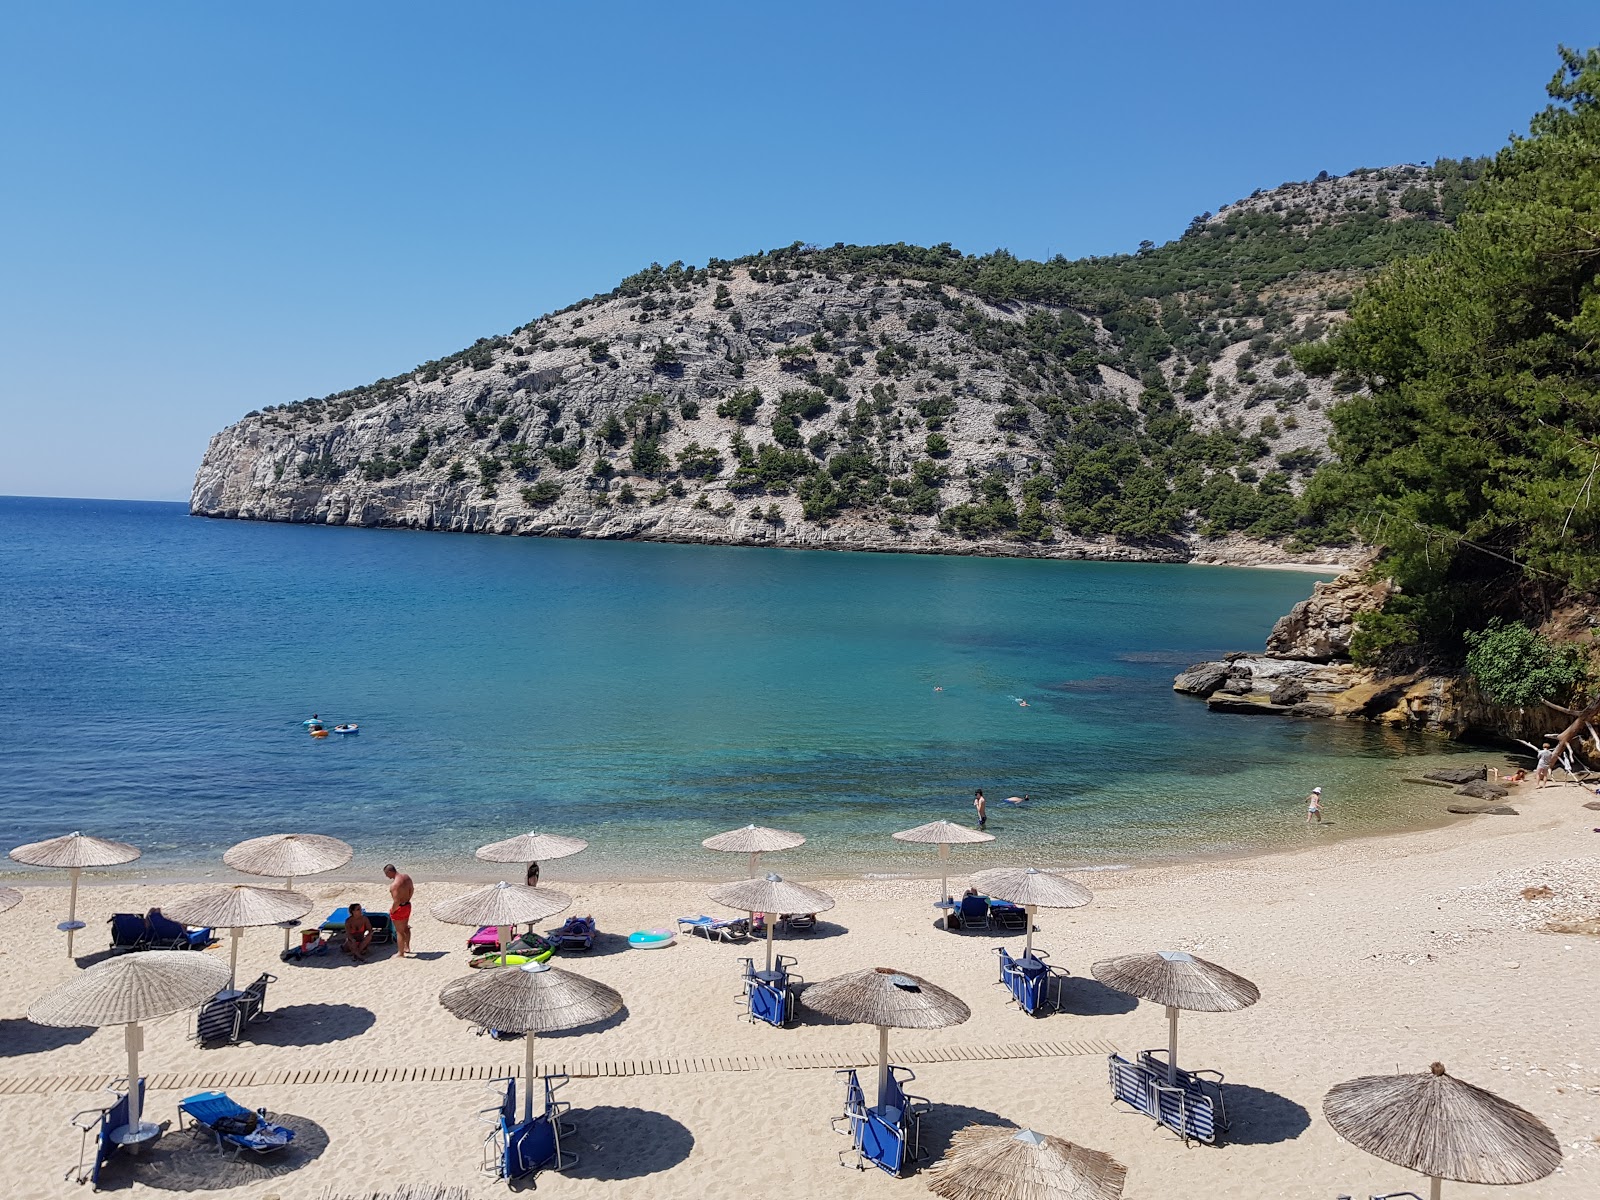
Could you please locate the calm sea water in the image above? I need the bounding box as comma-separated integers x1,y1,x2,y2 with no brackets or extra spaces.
0,496,1476,881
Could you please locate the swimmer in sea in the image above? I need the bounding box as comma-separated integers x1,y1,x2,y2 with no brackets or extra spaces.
1018,699,1029,707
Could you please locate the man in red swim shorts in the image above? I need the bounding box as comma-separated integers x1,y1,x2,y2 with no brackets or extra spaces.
383,863,414,958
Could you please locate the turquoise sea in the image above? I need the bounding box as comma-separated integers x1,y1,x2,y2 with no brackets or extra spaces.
0,496,1478,880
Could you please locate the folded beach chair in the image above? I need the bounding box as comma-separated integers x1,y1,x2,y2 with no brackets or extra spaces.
178,1090,295,1156
146,909,214,949
1137,1048,1228,1138
68,1078,145,1189
738,955,800,1027
995,946,1068,1016
481,1073,578,1181
194,972,276,1047
834,1064,927,1175
957,894,989,930
552,915,596,951
107,913,150,953
676,914,750,942
1107,1051,1223,1145
829,1067,869,1145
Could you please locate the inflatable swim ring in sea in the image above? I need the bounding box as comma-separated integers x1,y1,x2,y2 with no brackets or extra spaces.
628,929,675,949
309,728,329,739
333,724,359,735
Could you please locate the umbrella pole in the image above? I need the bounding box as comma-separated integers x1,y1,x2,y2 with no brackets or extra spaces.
124,1021,144,1134
524,1032,538,1123
66,865,82,958
876,1025,890,1108
229,927,243,990
282,876,295,950
1024,906,1035,957
765,916,775,973
1428,1178,1441,1200
499,924,512,967
748,851,758,878
1166,1005,1179,1084
938,844,950,927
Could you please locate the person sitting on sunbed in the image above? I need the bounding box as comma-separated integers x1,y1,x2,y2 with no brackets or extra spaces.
342,903,374,962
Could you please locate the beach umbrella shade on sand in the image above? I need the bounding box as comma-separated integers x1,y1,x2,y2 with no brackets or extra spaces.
891,820,994,924
224,832,354,949
1090,950,1258,1085
0,887,21,915
926,1123,1127,1200
161,884,313,991
29,950,231,1147
805,966,970,1107
707,872,835,971
1323,1062,1561,1200
440,960,622,1121
10,831,142,957
430,881,572,966
474,831,589,884
702,824,806,877
969,866,1092,957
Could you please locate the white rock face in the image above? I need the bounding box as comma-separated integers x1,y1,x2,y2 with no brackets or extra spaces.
192,267,1356,567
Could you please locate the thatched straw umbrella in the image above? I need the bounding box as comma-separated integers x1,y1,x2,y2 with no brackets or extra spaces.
29,950,230,1146
805,966,970,1106
1323,1062,1560,1200
224,832,353,950
707,873,834,971
1090,950,1257,1084
892,820,994,927
0,887,21,915
926,1124,1127,1200
10,831,142,957
702,824,805,877
440,960,621,1121
162,884,312,990
969,867,1092,957
430,881,571,966
475,831,588,888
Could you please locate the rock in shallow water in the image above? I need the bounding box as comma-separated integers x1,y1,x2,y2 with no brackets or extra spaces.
1455,778,1509,800
1172,661,1230,697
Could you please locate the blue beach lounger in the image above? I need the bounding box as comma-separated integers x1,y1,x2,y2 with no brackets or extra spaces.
146,909,214,949
1107,1051,1224,1145
481,1074,578,1181
178,1091,296,1156
552,915,596,950
107,913,150,953
676,914,750,942
957,894,989,929
995,946,1068,1016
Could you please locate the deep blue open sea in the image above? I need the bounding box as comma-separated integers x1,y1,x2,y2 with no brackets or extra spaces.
0,497,1477,880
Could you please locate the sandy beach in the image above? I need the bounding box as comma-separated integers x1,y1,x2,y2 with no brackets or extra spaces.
3,782,1598,1200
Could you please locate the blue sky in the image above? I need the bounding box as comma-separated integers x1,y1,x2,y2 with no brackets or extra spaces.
1,3,1592,500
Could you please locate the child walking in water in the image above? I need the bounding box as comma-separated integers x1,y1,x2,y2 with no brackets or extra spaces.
974,789,988,829
1306,786,1323,824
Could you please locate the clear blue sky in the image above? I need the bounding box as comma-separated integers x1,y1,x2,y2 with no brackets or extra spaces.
1,3,1592,501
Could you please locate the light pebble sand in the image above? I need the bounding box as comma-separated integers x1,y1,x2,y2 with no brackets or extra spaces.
2,784,1598,1199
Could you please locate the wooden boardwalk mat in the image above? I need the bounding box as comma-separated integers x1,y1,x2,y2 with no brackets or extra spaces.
0,1037,1116,1098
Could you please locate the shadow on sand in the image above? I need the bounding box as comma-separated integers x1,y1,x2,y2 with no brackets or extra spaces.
555,1106,694,1182
0,1016,94,1056
96,1113,328,1192
244,1003,376,1047
1055,976,1139,1017
1220,1082,1312,1146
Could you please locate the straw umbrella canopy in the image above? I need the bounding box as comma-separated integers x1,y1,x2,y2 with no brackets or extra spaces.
707,872,835,971
430,881,572,966
892,820,994,925
969,866,1092,957
474,831,589,886
805,966,970,1107
224,832,352,949
1323,1062,1561,1200
702,824,806,877
10,831,142,957
29,950,230,1146
926,1124,1127,1200
1090,950,1259,1085
0,887,21,915
161,884,312,991
440,960,621,1121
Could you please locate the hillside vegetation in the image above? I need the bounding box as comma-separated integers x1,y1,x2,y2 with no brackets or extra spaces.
194,160,1481,559
1296,46,1600,671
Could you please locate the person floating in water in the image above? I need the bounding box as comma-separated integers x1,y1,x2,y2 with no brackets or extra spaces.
974,789,987,829
302,712,323,729
1004,794,1028,805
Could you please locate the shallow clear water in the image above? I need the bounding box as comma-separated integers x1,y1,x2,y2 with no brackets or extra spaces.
0,497,1476,880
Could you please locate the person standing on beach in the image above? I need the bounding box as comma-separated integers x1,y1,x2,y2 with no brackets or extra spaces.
974,789,987,829
383,864,414,958
1535,741,1556,786
1306,787,1322,824
526,861,540,888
